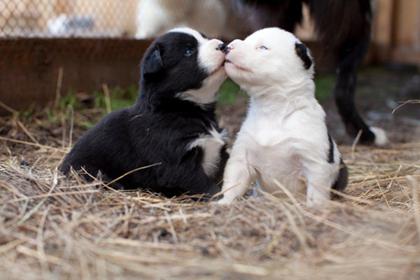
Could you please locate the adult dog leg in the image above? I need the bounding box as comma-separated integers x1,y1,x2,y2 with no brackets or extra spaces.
308,0,387,145
334,40,387,146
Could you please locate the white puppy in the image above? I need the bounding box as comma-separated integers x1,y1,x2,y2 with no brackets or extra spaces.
218,28,348,207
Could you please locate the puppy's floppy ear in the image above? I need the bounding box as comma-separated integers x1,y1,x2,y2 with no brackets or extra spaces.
142,44,164,75
295,42,312,70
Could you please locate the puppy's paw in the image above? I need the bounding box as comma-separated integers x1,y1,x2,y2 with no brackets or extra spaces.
370,126,389,147
306,190,329,208
216,197,235,205
306,199,327,209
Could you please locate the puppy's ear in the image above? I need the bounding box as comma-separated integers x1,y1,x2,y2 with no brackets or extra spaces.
142,44,164,75
295,42,312,70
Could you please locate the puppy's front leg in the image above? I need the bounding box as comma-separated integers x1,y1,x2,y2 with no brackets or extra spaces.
302,160,335,208
218,146,253,204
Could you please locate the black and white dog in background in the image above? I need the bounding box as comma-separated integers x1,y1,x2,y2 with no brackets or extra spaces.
136,0,388,146
218,28,347,206
60,28,228,197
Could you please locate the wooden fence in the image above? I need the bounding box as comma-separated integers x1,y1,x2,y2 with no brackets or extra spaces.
372,0,420,65
0,39,150,114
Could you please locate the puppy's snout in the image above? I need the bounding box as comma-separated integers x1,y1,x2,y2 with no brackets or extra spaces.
225,39,242,54
225,46,233,54
216,43,229,54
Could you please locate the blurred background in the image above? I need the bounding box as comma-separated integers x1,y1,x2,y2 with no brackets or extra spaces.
0,0,419,143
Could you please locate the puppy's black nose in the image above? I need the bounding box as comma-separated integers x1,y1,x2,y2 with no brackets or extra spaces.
217,43,229,54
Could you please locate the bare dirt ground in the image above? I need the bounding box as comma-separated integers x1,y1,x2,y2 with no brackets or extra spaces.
0,67,419,279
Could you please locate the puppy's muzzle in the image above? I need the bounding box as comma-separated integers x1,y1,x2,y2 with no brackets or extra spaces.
216,43,229,54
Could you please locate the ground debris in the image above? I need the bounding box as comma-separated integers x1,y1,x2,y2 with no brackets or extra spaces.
0,106,420,279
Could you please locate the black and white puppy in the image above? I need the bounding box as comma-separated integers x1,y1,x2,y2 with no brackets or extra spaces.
218,28,347,207
60,27,228,197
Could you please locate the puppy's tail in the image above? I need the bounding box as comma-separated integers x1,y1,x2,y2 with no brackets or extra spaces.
306,0,372,50
331,158,348,199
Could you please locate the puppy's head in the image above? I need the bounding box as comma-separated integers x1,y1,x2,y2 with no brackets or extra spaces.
224,27,314,92
141,27,226,106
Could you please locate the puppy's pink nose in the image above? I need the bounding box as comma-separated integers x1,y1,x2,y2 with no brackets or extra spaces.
224,45,234,54
226,39,242,53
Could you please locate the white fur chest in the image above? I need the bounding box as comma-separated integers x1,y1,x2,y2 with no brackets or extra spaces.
235,99,329,191
188,127,227,177
242,97,327,148
239,123,303,191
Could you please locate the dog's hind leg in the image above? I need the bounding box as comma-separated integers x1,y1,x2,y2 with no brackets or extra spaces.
331,159,348,199
308,0,388,146
334,39,388,146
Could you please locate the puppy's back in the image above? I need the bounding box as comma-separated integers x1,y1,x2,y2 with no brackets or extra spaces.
60,108,132,178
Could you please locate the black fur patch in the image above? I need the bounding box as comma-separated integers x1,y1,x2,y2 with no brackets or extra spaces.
142,45,163,75
295,42,312,70
327,134,334,163
305,0,372,50
331,158,348,199
240,0,303,32
60,32,227,198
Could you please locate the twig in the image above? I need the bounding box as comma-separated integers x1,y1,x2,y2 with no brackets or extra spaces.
392,100,420,114
16,120,40,145
351,130,362,159
16,246,72,270
0,101,18,115
106,163,162,186
102,84,112,114
67,106,74,149
10,190,100,203
54,67,64,108
0,136,66,153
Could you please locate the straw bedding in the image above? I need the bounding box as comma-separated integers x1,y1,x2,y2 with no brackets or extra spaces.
0,107,419,279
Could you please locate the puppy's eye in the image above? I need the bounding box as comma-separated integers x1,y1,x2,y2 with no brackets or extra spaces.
258,45,269,50
184,47,195,57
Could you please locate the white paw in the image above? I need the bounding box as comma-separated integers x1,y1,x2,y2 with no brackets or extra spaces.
306,198,327,208
217,197,235,205
370,126,389,146
306,189,329,208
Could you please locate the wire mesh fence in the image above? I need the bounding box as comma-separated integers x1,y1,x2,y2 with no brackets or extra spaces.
0,0,139,38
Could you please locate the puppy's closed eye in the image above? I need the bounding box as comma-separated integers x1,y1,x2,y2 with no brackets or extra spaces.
257,45,269,50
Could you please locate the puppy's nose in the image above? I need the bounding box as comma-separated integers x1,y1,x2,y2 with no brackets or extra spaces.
225,39,241,54
216,43,229,54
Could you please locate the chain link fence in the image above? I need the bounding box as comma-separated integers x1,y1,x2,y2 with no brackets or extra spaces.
0,0,150,112
0,0,139,38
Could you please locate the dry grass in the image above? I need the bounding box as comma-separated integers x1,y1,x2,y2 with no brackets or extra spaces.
1,107,420,280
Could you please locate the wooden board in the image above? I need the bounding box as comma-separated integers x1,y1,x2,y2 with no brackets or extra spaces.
0,38,151,114
391,0,420,64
